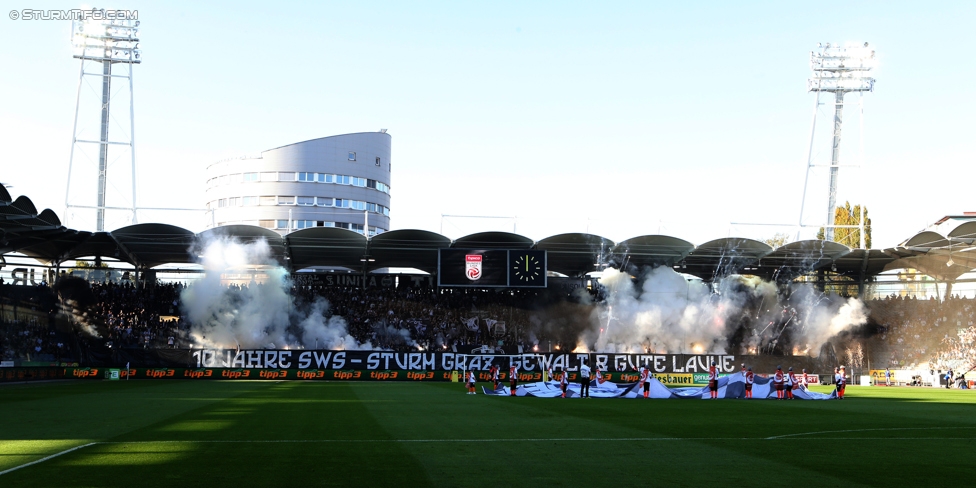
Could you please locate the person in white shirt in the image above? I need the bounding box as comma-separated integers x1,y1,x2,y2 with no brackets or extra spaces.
579,362,592,398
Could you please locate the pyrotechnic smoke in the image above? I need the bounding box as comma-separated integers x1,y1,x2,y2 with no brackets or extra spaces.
181,237,409,350
581,266,867,355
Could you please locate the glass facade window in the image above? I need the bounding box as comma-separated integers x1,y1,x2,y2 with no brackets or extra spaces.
298,172,314,182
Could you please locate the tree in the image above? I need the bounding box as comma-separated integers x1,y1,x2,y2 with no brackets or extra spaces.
817,201,872,249
762,232,791,249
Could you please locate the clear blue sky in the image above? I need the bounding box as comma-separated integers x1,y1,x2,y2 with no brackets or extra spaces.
1,1,973,247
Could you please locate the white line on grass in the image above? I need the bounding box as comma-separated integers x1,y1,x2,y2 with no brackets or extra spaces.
0,443,97,477
99,435,976,445
766,426,976,439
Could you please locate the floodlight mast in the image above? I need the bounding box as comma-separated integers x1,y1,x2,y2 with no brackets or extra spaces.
65,11,141,231
798,42,875,242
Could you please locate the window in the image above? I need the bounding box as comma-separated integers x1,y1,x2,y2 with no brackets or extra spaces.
278,172,296,181
352,177,366,187
218,199,228,208
366,180,390,193
230,173,243,183
260,172,277,182
243,173,258,182
278,196,295,205
242,196,258,206
297,196,314,206
348,151,356,161
316,197,333,206
229,197,240,207
276,220,289,230
298,172,314,182
375,157,381,167
258,220,275,229
218,175,228,186
316,173,327,183
260,196,276,206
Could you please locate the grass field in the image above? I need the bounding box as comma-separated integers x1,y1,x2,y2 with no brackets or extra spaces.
2,380,976,487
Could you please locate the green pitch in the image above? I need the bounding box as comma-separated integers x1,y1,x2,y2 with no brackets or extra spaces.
2,381,975,487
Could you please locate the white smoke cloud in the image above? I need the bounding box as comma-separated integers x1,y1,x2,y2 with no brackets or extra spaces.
181,236,406,350
592,266,867,356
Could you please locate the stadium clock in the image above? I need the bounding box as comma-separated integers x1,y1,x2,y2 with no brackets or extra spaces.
510,251,546,287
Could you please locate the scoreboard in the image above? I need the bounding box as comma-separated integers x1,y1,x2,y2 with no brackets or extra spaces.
438,249,547,288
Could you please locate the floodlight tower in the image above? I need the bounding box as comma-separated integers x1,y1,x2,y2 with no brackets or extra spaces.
65,11,141,231
798,42,875,241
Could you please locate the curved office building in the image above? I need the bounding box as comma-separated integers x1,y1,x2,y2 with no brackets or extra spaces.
206,132,391,236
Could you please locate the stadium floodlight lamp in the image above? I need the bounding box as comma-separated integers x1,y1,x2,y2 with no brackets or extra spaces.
808,42,875,93
71,10,141,64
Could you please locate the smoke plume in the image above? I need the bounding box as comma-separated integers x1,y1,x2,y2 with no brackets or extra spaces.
180,236,403,350
569,266,868,355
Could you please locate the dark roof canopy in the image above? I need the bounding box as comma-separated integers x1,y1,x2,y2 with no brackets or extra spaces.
2,188,974,283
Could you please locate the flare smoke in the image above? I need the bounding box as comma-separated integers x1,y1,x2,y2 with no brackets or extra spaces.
180,237,391,350
573,266,867,355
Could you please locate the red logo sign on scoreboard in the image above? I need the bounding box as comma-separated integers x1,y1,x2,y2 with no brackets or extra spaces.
465,254,482,281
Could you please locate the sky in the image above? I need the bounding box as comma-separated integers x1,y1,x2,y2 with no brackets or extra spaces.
1,1,974,248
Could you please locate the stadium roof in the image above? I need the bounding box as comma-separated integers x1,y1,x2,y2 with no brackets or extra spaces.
2,188,974,283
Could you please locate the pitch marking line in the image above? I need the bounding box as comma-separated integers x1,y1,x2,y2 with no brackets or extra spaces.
0,443,97,477
765,426,976,440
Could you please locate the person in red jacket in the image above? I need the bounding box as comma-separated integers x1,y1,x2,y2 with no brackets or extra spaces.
708,361,720,399
559,368,570,398
744,367,755,399
800,368,811,391
773,365,785,399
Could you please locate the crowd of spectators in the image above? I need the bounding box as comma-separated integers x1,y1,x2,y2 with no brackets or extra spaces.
866,295,976,371
0,318,65,362
86,281,187,350
4,275,976,370
293,285,562,351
